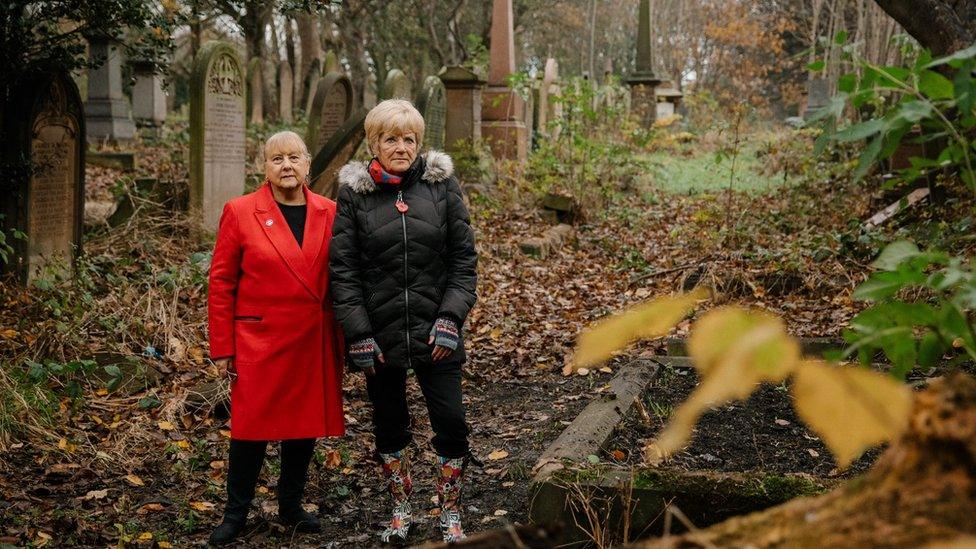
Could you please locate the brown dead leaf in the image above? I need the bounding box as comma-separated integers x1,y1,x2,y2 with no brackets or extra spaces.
124,474,145,487
189,501,215,512
325,450,342,469
487,450,509,460
157,420,175,431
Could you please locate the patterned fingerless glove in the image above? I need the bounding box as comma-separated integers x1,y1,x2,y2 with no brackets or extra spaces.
429,318,459,351
350,337,380,370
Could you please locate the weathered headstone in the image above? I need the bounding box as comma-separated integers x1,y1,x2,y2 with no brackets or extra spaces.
189,42,246,232
324,50,341,74
381,69,411,100
306,72,353,155
277,61,294,123
131,59,167,131
804,78,830,119
363,71,379,108
625,0,663,126
540,58,562,140
1,73,85,282
85,37,135,142
416,76,447,151
302,58,322,114
309,109,368,199
439,65,486,151
246,57,263,124
481,0,527,162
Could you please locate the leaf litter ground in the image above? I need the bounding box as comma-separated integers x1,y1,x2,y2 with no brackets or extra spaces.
2,133,962,546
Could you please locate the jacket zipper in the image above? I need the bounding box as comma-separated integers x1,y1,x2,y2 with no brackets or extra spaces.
398,189,412,369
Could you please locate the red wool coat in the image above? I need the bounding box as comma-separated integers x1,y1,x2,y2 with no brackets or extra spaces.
208,183,344,440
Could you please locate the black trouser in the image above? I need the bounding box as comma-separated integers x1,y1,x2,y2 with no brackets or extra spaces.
365,360,469,458
223,438,316,523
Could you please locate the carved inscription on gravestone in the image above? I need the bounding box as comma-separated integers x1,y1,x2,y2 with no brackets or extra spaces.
28,82,78,278
190,43,246,231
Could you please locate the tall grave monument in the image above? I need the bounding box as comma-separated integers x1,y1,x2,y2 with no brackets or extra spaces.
1,73,85,282
626,0,663,126
306,72,353,155
131,59,167,133
189,42,246,232
85,37,136,142
416,76,447,151
481,0,527,162
439,66,485,152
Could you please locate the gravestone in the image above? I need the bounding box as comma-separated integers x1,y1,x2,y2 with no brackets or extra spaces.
416,76,447,151
302,58,322,114
324,50,341,74
131,59,166,131
537,58,559,139
381,69,411,100
1,72,85,282
189,41,246,232
481,0,527,162
306,72,353,155
438,65,485,151
804,78,830,119
363,72,378,108
625,0,663,126
246,57,263,124
309,108,368,199
277,61,294,123
85,37,135,142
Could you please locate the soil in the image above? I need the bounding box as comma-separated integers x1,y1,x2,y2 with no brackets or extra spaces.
605,362,881,477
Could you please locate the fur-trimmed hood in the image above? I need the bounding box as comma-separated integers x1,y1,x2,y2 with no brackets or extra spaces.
338,150,454,194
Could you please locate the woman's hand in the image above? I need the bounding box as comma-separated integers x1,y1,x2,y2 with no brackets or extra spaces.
429,318,459,362
214,357,237,381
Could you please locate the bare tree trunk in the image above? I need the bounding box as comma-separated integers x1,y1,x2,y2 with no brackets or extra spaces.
297,12,322,92
874,0,976,55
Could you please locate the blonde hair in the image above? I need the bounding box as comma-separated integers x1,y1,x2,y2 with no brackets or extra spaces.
365,99,425,154
263,131,311,161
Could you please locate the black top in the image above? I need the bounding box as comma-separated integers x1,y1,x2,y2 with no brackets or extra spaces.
276,202,307,248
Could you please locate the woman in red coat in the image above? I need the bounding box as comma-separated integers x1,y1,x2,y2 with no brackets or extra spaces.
206,130,344,544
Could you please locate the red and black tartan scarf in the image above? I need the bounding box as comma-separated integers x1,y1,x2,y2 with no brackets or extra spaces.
368,158,403,186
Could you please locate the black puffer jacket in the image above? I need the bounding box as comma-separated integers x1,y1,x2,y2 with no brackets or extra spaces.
329,151,477,368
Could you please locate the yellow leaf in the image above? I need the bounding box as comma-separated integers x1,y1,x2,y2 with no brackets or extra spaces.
189,501,215,512
125,474,145,486
792,360,912,468
176,440,191,450
158,542,174,548
138,532,153,541
0,328,19,339
95,388,108,396
157,420,175,431
490,327,502,341
487,449,509,460
572,289,707,371
646,307,799,463
58,438,77,453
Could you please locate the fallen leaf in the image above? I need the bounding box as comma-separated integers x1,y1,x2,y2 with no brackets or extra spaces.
136,503,165,514
775,418,791,426
125,474,145,487
502,481,514,487
793,360,912,468
85,489,108,500
0,329,18,339
157,420,175,431
576,367,590,376
611,449,626,461
158,542,173,548
209,460,225,470
807,448,820,458
189,501,215,512
325,450,342,469
57,438,77,453
138,532,153,541
487,450,509,460
175,440,191,450
493,509,508,516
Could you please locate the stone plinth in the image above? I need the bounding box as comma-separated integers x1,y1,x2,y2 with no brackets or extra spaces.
627,73,662,127
439,66,485,152
482,87,527,162
85,38,135,143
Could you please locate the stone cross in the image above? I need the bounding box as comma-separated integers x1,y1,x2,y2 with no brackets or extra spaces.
85,37,135,142
189,41,246,232
1,73,85,282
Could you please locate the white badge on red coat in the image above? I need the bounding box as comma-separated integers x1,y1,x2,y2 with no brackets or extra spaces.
265,218,274,226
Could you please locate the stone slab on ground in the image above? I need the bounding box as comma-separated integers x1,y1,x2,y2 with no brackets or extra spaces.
532,358,660,479
86,151,136,170
519,223,576,259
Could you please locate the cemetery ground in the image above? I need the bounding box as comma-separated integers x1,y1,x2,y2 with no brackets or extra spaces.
1,123,973,547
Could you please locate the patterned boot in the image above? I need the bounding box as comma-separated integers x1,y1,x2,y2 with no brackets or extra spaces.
378,450,412,545
436,455,467,543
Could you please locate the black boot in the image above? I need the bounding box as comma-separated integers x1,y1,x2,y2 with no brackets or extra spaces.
210,439,267,546
278,438,321,533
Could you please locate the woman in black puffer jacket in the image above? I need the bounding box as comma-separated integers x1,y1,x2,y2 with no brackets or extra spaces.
329,99,477,545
